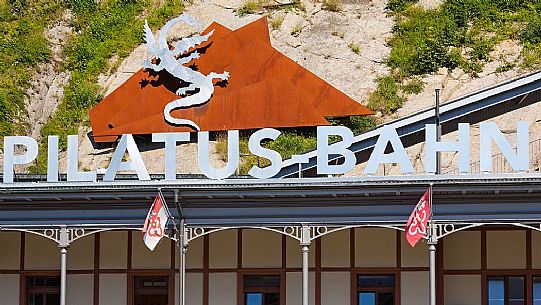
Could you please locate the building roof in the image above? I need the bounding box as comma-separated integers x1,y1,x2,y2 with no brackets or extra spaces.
3,174,541,228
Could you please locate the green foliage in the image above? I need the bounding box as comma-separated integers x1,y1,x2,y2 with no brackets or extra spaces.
217,132,317,175
348,42,360,54
32,0,185,172
400,78,425,94
367,75,405,115
0,0,61,137
521,15,541,45
328,115,377,134
386,0,541,78
237,0,303,16
237,0,265,16
269,14,284,30
386,0,418,13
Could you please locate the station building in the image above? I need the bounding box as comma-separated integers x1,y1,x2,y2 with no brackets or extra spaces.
2,175,541,305
3,16,541,305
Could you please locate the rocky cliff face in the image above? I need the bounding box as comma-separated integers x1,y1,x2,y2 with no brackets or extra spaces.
5,0,540,176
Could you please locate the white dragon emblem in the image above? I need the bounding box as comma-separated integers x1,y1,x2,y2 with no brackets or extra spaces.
142,14,229,131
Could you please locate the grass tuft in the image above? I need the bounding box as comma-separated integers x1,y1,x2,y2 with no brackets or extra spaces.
323,0,341,12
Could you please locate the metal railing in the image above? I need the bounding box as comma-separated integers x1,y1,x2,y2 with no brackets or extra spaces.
443,138,541,175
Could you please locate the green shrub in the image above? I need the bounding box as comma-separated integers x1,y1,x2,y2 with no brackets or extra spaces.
387,6,461,76
367,75,405,115
400,78,425,94
237,0,265,16
521,16,541,45
329,115,377,134
386,0,418,13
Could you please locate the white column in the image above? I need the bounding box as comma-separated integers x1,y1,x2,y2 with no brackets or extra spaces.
300,224,311,305
301,245,310,305
428,223,438,305
178,220,188,305
428,243,436,305
58,226,69,305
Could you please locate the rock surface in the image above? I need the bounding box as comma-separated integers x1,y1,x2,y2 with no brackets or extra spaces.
24,10,73,140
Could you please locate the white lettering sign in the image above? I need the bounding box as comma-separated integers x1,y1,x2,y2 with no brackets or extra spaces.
0,122,533,183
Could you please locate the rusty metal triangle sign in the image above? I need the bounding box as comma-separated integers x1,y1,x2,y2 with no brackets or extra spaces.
89,17,373,143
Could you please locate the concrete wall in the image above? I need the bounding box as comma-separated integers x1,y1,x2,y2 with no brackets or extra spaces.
286,236,315,268
99,274,127,305
321,272,350,305
0,274,19,305
209,272,236,305
243,229,282,268
286,272,316,305
486,230,526,269
132,231,171,269
100,231,127,269
531,230,541,269
209,229,237,268
357,228,396,267
444,275,482,305
321,229,349,267
25,232,60,270
68,235,94,270
444,231,481,270
401,272,429,305
67,274,93,305
0,232,20,270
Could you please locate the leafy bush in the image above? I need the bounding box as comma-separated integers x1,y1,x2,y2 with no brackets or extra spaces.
387,6,461,76
386,0,418,13
400,78,425,94
521,16,541,45
367,75,405,115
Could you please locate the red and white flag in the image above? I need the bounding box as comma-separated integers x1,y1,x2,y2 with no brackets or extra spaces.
142,195,169,251
405,190,431,247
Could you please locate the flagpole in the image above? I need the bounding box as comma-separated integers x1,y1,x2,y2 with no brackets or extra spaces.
157,188,185,305
428,183,437,305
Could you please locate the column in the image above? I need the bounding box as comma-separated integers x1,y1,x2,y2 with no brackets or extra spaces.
178,220,188,305
300,224,311,305
58,226,70,305
428,223,438,305
301,245,310,305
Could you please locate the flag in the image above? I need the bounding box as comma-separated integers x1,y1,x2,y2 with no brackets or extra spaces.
142,194,169,251
405,189,431,247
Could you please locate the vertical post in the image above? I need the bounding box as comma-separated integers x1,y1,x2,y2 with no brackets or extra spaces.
429,242,437,305
300,224,311,305
178,219,187,305
428,184,437,305
59,226,69,305
435,89,442,175
302,245,309,305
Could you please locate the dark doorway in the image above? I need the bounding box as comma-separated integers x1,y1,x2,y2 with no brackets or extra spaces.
134,276,169,305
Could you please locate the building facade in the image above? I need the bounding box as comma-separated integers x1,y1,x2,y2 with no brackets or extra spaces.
2,176,541,305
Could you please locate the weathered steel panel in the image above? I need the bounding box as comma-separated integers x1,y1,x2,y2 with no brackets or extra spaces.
89,17,372,142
